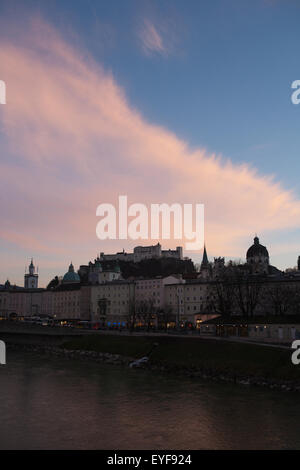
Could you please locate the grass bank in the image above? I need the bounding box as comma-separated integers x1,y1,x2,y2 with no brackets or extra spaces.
62,334,300,383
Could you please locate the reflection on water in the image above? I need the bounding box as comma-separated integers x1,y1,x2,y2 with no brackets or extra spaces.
0,350,300,449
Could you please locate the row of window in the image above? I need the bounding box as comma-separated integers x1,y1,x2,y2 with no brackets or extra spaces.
167,295,212,301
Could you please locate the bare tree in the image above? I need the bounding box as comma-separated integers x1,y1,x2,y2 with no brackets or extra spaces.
136,298,156,330
158,304,174,331
210,267,236,316
127,298,137,331
97,297,110,327
232,267,263,317
265,282,299,316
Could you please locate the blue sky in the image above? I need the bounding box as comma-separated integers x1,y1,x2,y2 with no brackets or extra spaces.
1,0,300,285
19,0,299,187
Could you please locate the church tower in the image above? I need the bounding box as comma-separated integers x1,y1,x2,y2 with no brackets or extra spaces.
24,259,38,289
199,244,211,279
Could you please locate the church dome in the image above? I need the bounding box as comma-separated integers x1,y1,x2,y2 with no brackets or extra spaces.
246,236,269,259
63,262,80,283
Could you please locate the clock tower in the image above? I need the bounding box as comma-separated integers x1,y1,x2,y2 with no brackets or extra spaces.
24,259,38,289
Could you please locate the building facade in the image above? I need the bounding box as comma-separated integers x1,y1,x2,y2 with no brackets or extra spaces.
90,280,135,326
2,236,300,327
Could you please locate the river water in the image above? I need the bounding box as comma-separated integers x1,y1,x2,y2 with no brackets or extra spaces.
0,350,299,449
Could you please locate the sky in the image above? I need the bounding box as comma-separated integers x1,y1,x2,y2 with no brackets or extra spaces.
0,0,300,287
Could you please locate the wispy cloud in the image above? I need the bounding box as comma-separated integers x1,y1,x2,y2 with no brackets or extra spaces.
137,10,184,59
138,19,167,56
0,18,300,284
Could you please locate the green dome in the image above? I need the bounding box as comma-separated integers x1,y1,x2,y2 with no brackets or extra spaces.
63,263,80,283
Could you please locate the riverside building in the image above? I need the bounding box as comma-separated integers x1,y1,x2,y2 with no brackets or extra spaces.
2,237,300,327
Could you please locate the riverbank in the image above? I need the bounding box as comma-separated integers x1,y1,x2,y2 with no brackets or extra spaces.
2,328,300,392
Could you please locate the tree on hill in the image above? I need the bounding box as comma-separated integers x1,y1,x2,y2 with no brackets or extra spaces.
119,257,195,279
46,276,59,290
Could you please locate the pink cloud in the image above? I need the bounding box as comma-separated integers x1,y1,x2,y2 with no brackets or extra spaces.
0,18,300,285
